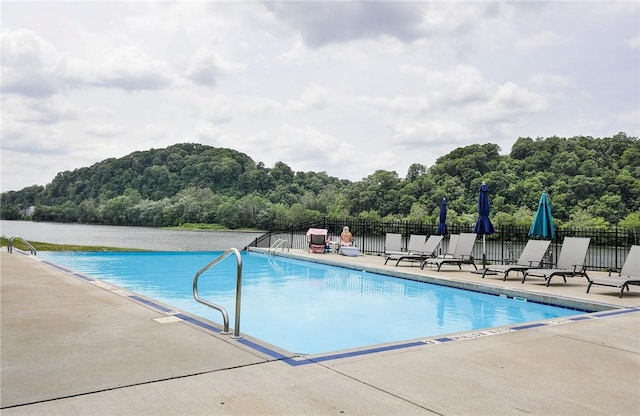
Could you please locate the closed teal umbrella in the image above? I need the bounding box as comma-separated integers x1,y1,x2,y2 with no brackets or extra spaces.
529,192,555,240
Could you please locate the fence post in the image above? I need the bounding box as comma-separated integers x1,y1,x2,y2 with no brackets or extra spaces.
615,226,619,270
500,227,505,263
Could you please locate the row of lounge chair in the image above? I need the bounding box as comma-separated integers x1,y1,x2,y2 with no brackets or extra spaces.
384,234,444,266
382,233,639,298
423,233,478,272
384,232,478,271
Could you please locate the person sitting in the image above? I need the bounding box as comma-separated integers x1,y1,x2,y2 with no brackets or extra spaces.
340,226,353,247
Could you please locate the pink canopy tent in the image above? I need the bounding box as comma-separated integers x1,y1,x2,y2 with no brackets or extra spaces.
306,228,328,238
307,228,329,253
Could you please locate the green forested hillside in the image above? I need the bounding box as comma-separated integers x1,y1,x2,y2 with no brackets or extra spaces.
2,133,639,230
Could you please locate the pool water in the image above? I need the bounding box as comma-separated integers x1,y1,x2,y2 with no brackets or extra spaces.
38,251,583,354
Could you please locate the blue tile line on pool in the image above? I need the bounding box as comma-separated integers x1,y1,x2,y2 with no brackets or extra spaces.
130,295,174,314
42,260,95,282
173,313,224,334
39,257,640,366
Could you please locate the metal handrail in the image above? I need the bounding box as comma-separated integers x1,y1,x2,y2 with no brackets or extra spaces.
192,248,243,338
268,238,289,255
7,236,37,255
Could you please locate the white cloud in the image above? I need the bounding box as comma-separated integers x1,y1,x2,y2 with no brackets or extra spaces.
531,73,574,89
1,28,70,96
516,30,566,51
286,85,329,111
1,1,638,192
618,109,640,126
626,35,640,49
490,82,548,114
1,28,177,95
265,1,426,47
185,46,245,86
229,123,362,177
93,46,176,90
84,123,124,139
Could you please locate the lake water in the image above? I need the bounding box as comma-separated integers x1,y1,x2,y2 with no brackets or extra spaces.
0,220,262,251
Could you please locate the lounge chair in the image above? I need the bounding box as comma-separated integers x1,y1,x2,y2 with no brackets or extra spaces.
481,239,551,281
441,234,459,259
384,234,426,265
386,235,444,267
421,233,477,271
522,237,590,286
423,234,459,261
383,233,403,256
587,245,640,297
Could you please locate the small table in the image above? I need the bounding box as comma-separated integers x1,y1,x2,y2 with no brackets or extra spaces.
328,241,341,253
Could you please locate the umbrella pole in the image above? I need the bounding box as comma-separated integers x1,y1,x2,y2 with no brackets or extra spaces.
482,235,486,265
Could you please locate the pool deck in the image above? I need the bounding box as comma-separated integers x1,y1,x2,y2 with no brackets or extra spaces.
1,249,639,415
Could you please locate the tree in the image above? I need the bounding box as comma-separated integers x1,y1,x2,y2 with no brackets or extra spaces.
561,208,610,230
0,202,20,220
270,162,294,184
216,197,244,229
619,211,640,231
135,199,169,227
237,193,271,228
2,135,638,229
406,202,431,222
97,195,135,225
406,163,426,181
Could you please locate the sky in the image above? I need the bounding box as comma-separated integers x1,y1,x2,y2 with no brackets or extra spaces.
1,1,639,193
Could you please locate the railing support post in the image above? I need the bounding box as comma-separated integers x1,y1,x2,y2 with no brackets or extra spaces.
7,236,37,255
193,248,243,338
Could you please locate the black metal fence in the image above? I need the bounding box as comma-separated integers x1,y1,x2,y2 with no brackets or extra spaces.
248,218,638,271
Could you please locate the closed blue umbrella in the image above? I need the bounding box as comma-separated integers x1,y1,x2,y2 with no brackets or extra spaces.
473,182,494,264
473,183,494,235
437,198,448,236
529,192,555,240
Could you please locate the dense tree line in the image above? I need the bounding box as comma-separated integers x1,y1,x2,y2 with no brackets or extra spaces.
2,134,639,231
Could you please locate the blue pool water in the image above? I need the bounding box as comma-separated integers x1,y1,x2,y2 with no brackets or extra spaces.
38,251,583,354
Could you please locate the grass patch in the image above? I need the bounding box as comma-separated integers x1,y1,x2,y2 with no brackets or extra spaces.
166,223,264,232
167,223,229,231
1,237,144,252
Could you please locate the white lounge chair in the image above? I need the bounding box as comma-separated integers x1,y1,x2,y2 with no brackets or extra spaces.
441,234,459,259
386,235,444,267
384,234,426,265
421,233,477,271
522,237,590,286
481,239,551,281
383,233,403,256
587,245,640,297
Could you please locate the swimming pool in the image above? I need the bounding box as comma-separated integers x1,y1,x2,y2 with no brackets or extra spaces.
38,251,586,355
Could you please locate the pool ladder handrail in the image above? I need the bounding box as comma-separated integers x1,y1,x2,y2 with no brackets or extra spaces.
7,236,37,255
192,248,243,338
268,238,289,256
